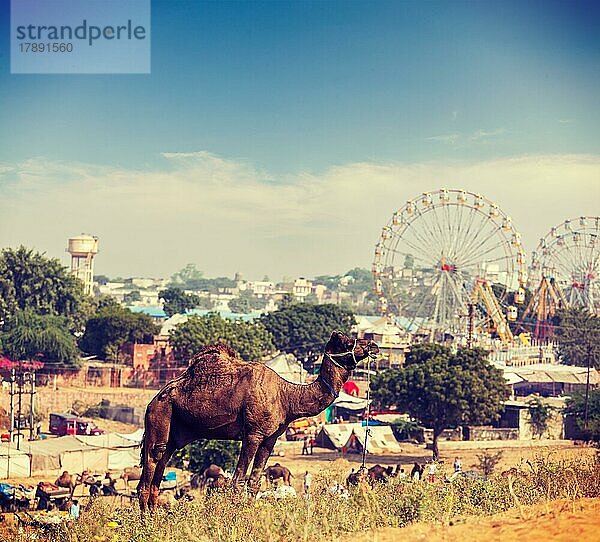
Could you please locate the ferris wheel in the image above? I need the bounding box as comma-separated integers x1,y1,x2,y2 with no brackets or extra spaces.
530,217,600,313
372,189,527,342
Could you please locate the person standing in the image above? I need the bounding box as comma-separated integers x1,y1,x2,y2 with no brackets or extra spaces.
410,462,422,481
303,470,313,498
301,436,309,455
70,499,80,520
453,457,462,473
427,461,437,483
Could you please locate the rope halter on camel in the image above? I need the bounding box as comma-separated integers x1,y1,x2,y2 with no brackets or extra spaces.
324,339,377,468
325,338,378,370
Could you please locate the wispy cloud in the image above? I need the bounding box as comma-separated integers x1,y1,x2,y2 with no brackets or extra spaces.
469,129,506,141
426,129,506,145
0,153,598,279
425,134,460,144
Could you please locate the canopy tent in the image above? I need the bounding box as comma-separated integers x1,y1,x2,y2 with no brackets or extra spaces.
24,436,108,475
75,434,140,470
0,444,30,478
332,391,370,411
345,425,402,455
264,353,308,383
504,364,600,385
116,428,144,444
314,423,362,450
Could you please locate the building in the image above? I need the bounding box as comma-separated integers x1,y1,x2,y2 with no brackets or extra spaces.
120,336,173,371
292,278,312,300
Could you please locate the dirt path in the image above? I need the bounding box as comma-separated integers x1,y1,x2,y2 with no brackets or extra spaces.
350,498,600,542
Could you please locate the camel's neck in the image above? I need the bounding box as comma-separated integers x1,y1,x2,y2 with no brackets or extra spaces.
286,355,349,420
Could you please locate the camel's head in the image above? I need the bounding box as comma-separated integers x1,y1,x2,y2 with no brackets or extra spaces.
325,330,379,371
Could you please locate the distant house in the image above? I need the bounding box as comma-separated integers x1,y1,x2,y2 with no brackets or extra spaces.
120,335,173,371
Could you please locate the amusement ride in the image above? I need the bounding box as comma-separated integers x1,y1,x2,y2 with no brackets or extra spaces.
523,217,600,339
372,189,527,347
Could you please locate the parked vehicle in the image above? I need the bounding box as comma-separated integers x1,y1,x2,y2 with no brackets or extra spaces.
49,413,105,436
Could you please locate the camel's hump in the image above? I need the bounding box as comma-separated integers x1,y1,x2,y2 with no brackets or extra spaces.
190,343,238,363
187,343,250,371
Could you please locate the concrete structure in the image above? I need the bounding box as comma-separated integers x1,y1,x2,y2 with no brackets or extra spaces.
292,277,312,299
495,398,566,440
120,335,173,371
67,234,98,296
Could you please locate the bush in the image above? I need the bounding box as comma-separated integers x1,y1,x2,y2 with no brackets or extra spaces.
18,451,600,542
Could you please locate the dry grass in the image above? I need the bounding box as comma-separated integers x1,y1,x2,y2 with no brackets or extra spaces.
8,451,600,542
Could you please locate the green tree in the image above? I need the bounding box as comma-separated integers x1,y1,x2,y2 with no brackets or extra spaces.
123,290,142,304
170,263,204,287
170,265,236,292
169,313,274,361
312,274,341,291
527,396,556,439
260,303,355,371
565,389,600,443
159,288,200,317
343,267,374,295
554,309,600,370
228,291,267,314
0,246,88,329
172,440,241,473
371,344,509,459
0,309,80,367
80,303,159,361
94,275,110,286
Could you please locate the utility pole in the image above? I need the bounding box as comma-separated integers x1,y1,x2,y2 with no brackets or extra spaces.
467,303,475,349
584,342,591,429
9,360,37,450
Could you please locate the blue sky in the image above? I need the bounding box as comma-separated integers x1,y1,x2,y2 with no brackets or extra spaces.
0,1,598,278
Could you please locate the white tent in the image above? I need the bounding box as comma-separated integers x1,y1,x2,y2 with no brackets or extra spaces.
314,423,362,450
24,436,108,475
345,425,402,455
116,428,144,444
0,444,30,478
264,353,308,383
75,433,140,470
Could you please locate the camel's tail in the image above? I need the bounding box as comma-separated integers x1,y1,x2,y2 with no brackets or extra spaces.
139,430,146,467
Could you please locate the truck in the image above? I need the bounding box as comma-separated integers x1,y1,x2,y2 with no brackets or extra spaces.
49,413,105,436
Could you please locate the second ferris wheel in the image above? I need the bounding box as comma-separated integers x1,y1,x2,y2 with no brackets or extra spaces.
373,188,527,344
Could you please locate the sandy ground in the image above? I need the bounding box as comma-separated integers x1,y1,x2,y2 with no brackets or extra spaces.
350,498,600,542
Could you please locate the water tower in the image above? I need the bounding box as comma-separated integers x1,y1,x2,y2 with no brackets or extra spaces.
67,234,99,296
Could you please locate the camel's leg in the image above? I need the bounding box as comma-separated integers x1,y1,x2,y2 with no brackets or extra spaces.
148,444,175,510
232,433,262,491
247,435,278,493
138,398,172,514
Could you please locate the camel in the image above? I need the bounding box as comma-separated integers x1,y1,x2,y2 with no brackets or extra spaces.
205,474,228,494
264,463,293,487
367,464,393,485
121,466,142,489
199,464,225,489
55,470,89,498
139,330,378,512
